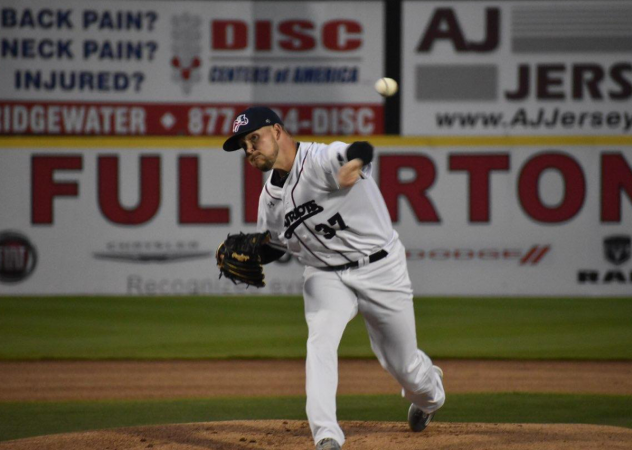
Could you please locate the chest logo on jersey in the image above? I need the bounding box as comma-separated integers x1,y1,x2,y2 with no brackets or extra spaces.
284,200,324,238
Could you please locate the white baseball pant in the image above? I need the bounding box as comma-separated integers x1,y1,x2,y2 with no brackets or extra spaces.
302,239,445,446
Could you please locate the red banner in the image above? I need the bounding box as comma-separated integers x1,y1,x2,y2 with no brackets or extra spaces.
0,101,383,136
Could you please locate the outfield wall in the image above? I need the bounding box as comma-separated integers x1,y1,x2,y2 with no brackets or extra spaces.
1,0,631,296
2,0,630,137
1,137,630,296
0,0,385,136
401,1,632,136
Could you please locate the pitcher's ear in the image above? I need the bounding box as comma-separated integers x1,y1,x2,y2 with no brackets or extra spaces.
273,123,283,139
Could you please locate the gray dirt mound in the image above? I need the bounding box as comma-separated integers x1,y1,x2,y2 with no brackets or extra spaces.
1,421,632,450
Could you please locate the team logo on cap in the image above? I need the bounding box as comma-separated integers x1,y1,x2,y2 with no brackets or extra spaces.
233,114,249,133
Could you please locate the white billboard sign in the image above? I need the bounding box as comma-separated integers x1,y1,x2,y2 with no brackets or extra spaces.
1,142,631,296
0,0,385,135
402,0,632,135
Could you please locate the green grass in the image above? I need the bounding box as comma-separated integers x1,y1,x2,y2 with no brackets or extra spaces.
1,393,631,442
1,296,630,443
0,296,631,359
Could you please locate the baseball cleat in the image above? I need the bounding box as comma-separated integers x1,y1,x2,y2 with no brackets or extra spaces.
316,438,341,450
408,365,444,432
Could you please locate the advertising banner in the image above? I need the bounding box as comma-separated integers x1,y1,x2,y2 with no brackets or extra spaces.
0,0,384,135
402,0,632,135
1,141,631,296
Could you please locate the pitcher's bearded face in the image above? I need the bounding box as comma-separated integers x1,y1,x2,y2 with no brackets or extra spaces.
240,125,279,172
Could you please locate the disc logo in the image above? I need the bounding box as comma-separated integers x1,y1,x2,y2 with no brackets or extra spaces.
170,13,202,95
0,231,37,283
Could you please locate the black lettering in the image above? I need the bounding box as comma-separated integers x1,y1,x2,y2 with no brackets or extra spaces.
37,9,53,28
315,223,336,239
578,271,599,283
283,200,325,238
591,112,603,127
1,38,18,57
417,7,499,53
542,108,556,127
23,39,35,58
58,40,73,58
604,270,626,283
609,63,632,100
417,8,467,52
607,112,621,127
573,64,604,100
537,65,565,100
57,10,73,29
467,8,499,52
510,108,528,126
20,9,35,28
506,64,529,100
560,112,575,127
306,200,318,213
1,8,17,27
328,212,348,230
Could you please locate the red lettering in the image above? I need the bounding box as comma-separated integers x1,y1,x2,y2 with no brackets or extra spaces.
278,20,315,51
31,155,82,224
255,21,272,51
210,19,363,53
179,156,230,224
244,157,264,224
449,153,510,222
601,153,632,222
322,20,362,51
212,20,248,50
98,156,160,225
518,152,585,223
379,155,440,223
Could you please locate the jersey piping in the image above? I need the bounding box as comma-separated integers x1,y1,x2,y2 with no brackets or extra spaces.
264,184,281,201
289,143,354,265
287,144,331,267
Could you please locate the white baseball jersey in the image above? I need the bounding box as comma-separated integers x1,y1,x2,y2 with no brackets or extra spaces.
257,141,398,267
254,140,444,446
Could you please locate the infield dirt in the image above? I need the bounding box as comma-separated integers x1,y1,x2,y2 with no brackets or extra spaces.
1,360,631,449
1,421,632,450
1,359,631,401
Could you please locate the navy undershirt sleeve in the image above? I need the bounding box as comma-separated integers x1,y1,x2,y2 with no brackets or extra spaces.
346,141,374,166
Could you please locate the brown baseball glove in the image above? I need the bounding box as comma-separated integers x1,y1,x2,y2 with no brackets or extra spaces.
216,231,271,288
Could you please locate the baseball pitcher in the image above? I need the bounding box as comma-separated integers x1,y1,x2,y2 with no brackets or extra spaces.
218,107,445,450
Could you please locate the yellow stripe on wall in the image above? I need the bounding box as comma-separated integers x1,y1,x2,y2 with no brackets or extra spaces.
1,135,632,148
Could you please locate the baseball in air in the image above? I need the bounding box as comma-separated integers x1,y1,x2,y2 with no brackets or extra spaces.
374,77,398,97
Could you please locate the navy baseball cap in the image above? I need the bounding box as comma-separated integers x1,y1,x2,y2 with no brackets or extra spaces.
223,106,284,151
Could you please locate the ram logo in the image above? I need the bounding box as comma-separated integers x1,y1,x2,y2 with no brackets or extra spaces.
604,235,631,266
